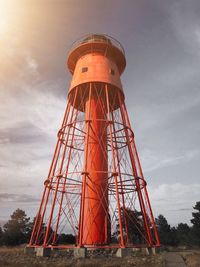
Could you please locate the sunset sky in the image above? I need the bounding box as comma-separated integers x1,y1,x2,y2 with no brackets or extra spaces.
0,0,200,226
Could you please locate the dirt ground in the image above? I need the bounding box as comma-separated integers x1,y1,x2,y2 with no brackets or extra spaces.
180,251,200,267
0,246,199,267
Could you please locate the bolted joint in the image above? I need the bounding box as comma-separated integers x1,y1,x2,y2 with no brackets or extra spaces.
67,122,73,127
44,179,50,186
81,171,89,176
107,120,114,125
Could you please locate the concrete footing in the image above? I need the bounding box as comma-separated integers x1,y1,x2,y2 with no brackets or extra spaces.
141,247,150,255
24,246,35,255
36,247,51,257
141,247,157,255
73,247,87,258
151,247,156,255
116,248,128,258
24,246,156,258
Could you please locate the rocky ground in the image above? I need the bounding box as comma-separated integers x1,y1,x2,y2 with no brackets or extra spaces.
0,246,199,267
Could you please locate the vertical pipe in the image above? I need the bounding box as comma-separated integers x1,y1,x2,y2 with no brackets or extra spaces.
82,83,108,245
78,84,92,246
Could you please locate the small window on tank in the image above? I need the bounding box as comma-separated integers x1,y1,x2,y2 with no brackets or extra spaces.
110,69,115,75
82,67,88,73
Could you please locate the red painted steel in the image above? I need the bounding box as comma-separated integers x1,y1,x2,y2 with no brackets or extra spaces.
82,90,108,245
29,34,160,249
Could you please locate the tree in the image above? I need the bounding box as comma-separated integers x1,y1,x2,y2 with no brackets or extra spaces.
191,201,200,245
28,215,55,245
57,233,76,244
191,201,200,227
155,214,178,246
113,208,145,244
3,209,31,245
124,209,144,244
176,223,190,246
155,214,170,244
0,227,3,245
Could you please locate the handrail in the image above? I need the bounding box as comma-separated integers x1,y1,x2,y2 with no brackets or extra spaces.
68,33,125,55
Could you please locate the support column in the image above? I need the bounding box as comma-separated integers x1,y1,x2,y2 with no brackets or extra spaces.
82,88,108,245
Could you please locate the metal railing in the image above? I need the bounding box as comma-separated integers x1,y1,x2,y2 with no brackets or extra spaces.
69,34,125,55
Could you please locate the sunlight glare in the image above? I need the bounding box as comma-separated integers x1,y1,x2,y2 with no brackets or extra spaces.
0,0,12,35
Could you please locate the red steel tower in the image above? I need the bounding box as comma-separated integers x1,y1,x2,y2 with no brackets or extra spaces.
29,34,159,249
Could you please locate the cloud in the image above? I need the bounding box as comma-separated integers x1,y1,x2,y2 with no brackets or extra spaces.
194,27,200,44
0,35,40,88
149,183,200,225
140,149,200,173
0,0,199,227
0,193,40,223
25,53,38,72
175,208,192,212
0,193,39,203
0,121,47,144
168,0,200,57
0,76,65,200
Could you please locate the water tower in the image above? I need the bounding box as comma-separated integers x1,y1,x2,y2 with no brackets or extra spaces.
28,34,159,256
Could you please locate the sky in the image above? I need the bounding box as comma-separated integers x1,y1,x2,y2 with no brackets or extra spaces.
0,0,200,226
